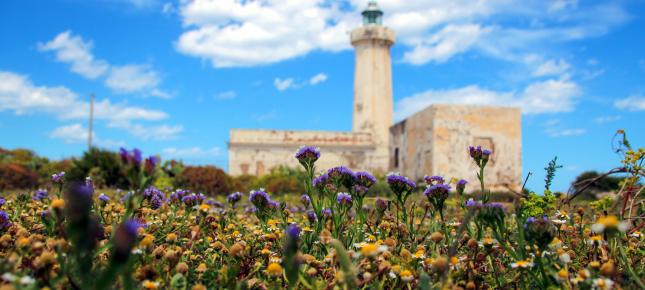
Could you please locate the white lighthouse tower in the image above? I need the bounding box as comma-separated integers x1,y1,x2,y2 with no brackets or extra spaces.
351,1,396,172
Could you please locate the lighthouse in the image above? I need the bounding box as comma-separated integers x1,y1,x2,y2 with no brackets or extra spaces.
351,0,396,171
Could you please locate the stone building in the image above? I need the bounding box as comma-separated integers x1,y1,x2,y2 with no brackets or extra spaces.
228,1,522,190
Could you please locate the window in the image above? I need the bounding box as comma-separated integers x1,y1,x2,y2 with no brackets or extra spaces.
394,147,399,168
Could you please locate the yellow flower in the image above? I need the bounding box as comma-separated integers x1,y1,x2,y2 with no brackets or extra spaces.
199,204,210,212
166,233,178,243
400,270,414,282
142,280,159,289
510,260,534,269
360,243,379,257
140,234,154,248
196,263,208,273
51,199,65,210
266,262,283,277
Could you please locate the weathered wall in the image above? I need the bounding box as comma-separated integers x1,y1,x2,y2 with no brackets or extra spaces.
228,129,379,176
390,104,522,191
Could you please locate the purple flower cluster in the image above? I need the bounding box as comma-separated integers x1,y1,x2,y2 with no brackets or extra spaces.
468,145,492,167
322,208,332,218
249,189,271,208
98,193,110,206
51,171,65,183
336,192,353,206
424,184,451,198
286,223,301,239
306,210,318,223
456,179,468,194
295,146,320,166
524,216,556,250
327,166,357,189
386,173,416,195
375,198,388,212
32,189,48,201
424,175,445,185
144,156,160,173
425,183,451,212
312,173,330,191
169,189,191,202
227,192,243,205
120,147,143,166
0,197,5,207
300,194,311,207
0,211,10,229
355,171,376,188
144,187,166,209
181,193,205,207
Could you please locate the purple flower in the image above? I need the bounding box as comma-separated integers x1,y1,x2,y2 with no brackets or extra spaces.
306,210,318,223
286,224,301,239
119,147,130,163
327,166,356,188
355,171,376,188
0,197,5,207
312,173,330,191
375,198,388,211
424,184,451,198
464,199,482,208
336,192,353,206
424,175,445,185
33,189,48,201
150,195,163,209
295,146,320,166
120,191,134,203
300,194,311,207
268,200,280,210
51,171,65,183
227,192,242,205
114,219,141,261
468,146,482,159
322,208,332,218
0,211,11,229
132,148,143,166
249,189,270,208
144,156,159,173
386,173,416,195
456,179,468,194
99,193,109,203
40,210,50,218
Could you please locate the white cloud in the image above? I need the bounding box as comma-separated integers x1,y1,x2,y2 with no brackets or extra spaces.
532,59,571,77
614,95,645,111
49,123,125,148
309,73,328,85
49,123,91,143
395,78,581,120
162,2,175,14
546,127,586,137
105,64,160,93
255,110,277,122
403,24,491,65
594,115,621,124
274,78,296,91
0,70,180,140
108,121,183,140
39,31,169,97
175,1,628,68
37,30,109,79
215,90,236,100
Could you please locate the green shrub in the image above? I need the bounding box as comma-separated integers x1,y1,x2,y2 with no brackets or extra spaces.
175,165,232,195
67,148,129,188
254,166,306,195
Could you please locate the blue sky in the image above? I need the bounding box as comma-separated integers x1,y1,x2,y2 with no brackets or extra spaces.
1,0,644,192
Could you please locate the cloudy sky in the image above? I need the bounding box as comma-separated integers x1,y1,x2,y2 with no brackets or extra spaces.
1,0,644,191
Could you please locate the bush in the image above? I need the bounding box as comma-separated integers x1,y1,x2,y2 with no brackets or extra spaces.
67,148,129,188
232,174,258,193
0,163,39,190
254,166,306,195
572,171,625,200
175,165,232,195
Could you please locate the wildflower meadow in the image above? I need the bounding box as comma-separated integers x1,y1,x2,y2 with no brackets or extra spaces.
0,130,643,290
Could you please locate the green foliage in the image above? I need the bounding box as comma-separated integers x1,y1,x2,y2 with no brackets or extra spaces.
253,165,306,194
590,196,615,212
520,190,557,217
231,174,258,193
67,148,130,188
544,156,562,192
175,165,232,195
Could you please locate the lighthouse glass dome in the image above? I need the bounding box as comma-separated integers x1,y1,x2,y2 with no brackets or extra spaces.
362,1,383,25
